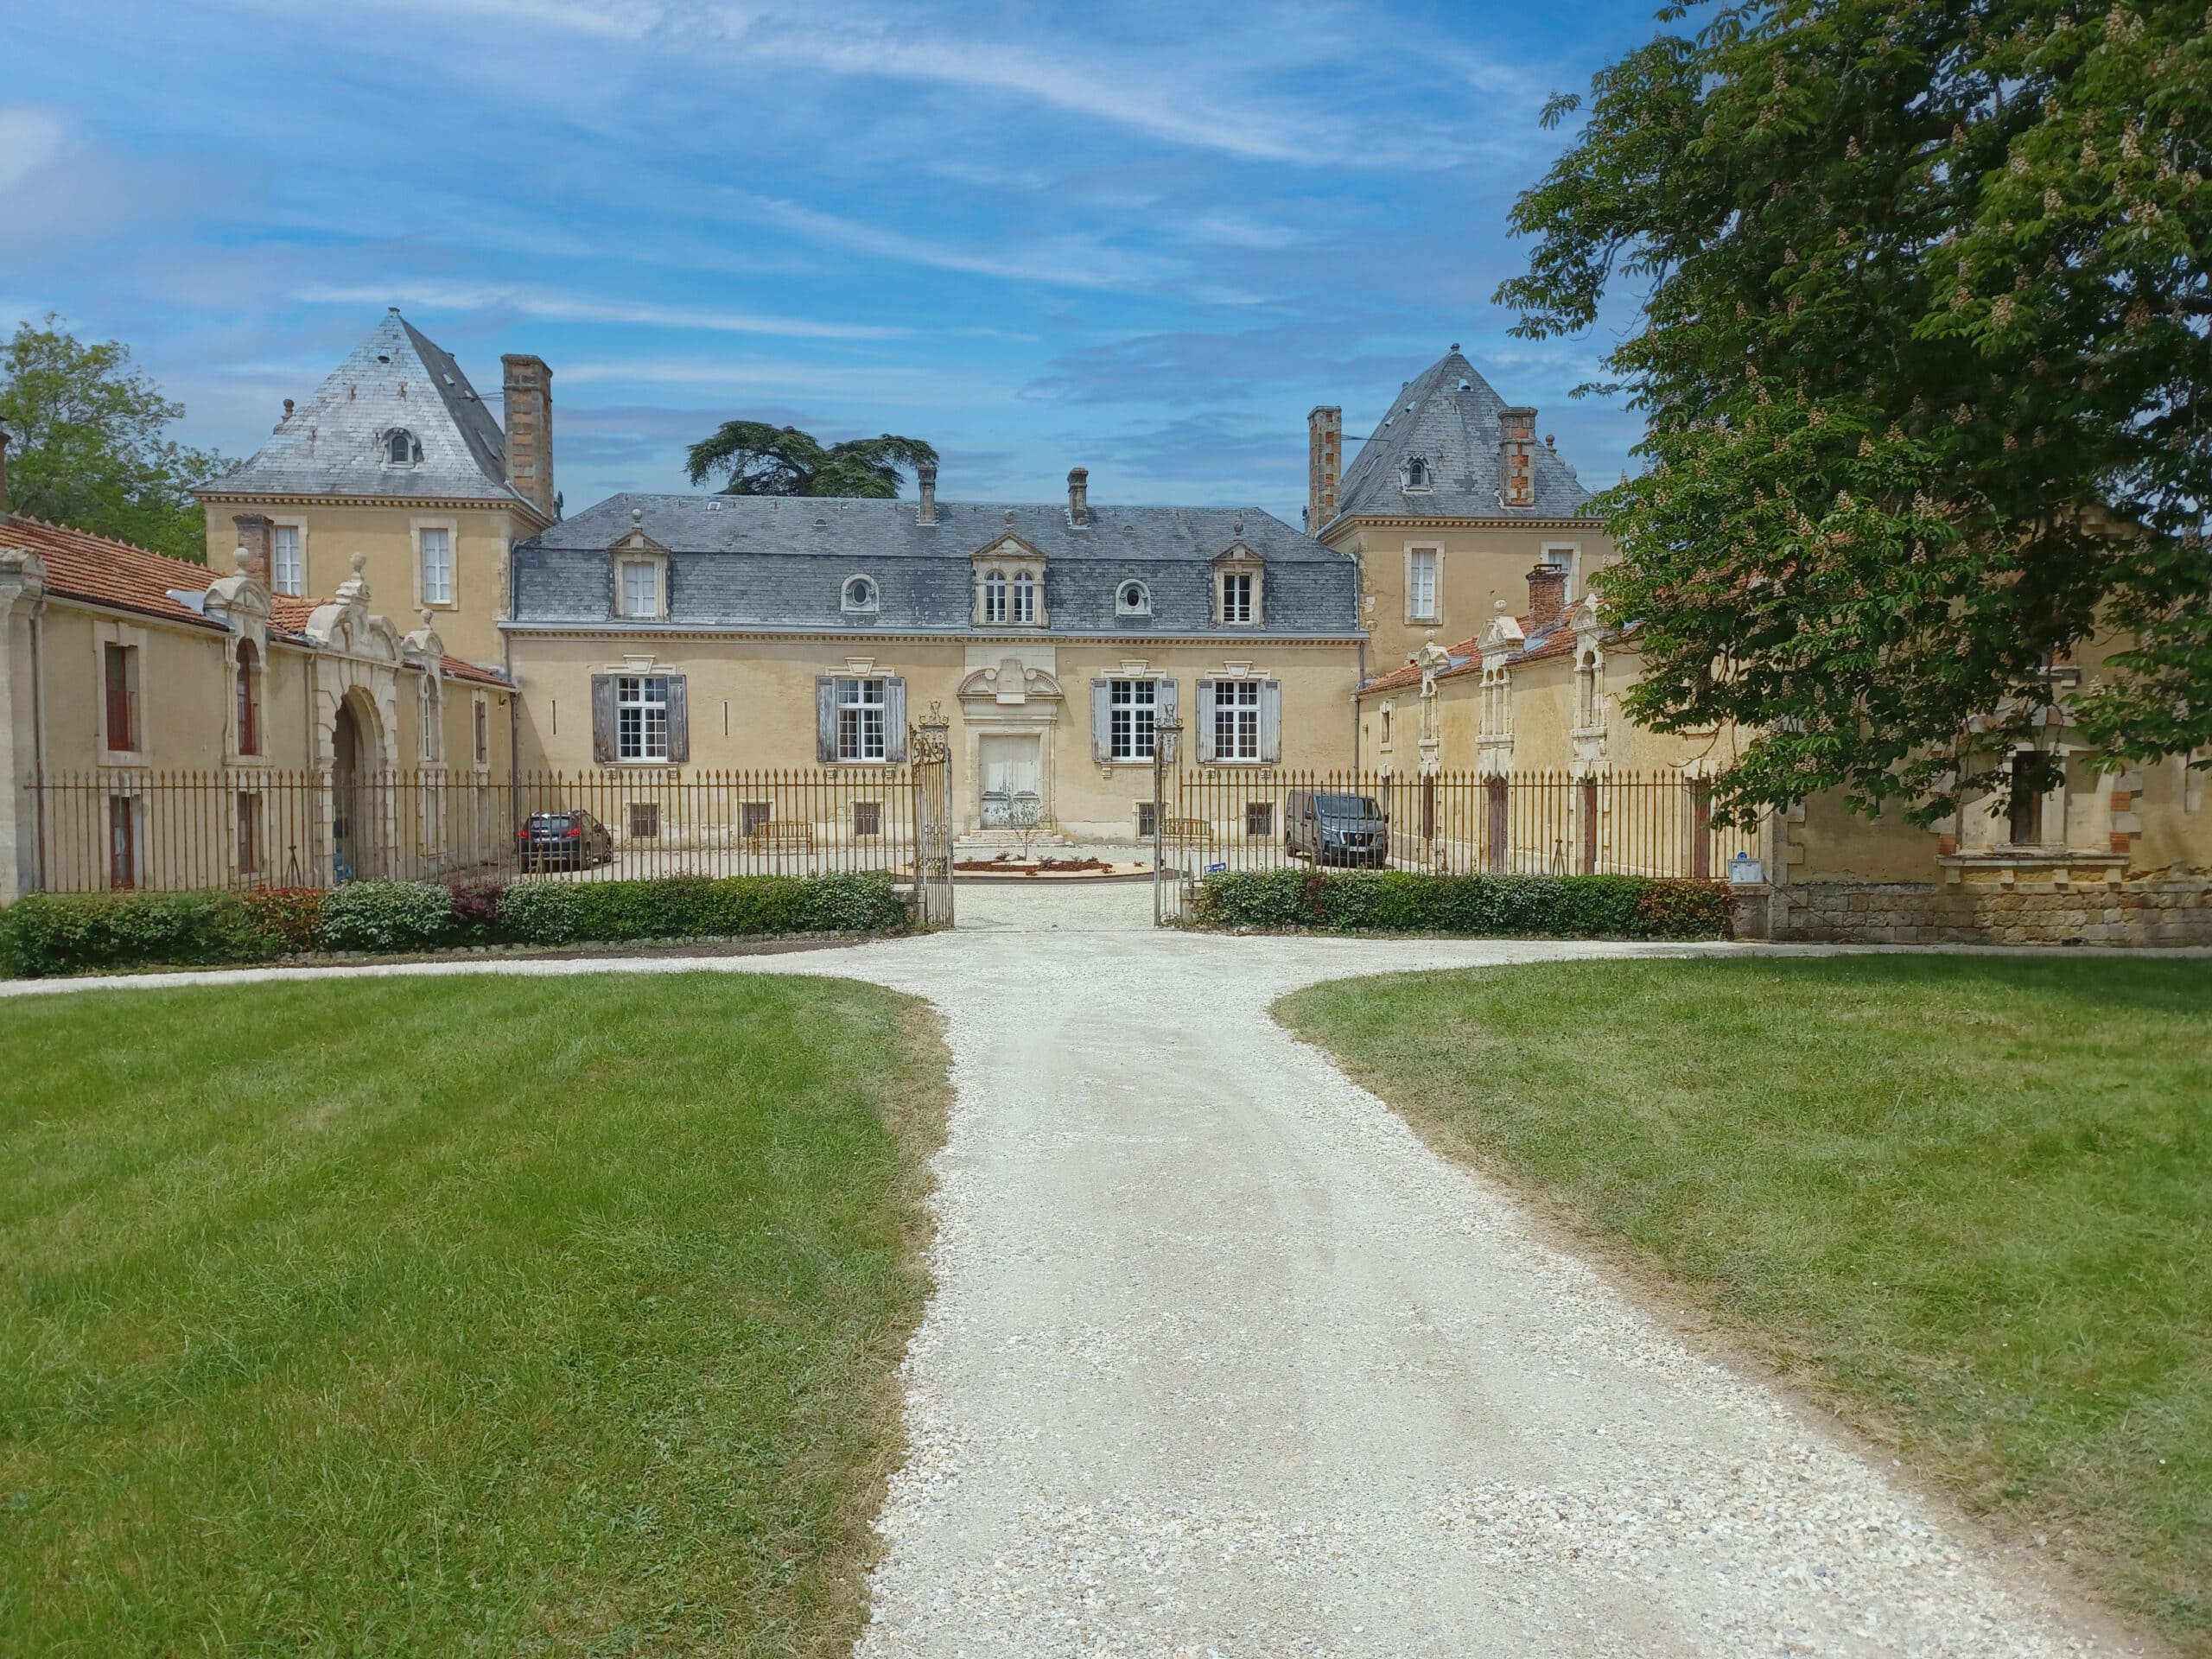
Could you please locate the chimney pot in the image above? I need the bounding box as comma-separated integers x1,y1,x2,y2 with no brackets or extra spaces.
232,512,275,589
1525,563,1568,632
916,460,938,525
1067,466,1089,527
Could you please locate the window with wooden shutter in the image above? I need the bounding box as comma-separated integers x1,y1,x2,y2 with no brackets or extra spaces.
884,677,908,763
1192,679,1217,763
104,644,136,752
1258,678,1282,764
815,677,837,762
664,676,690,763
589,674,618,765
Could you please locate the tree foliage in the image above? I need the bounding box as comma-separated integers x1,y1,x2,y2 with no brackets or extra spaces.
1497,0,2211,825
683,421,937,498
0,316,232,563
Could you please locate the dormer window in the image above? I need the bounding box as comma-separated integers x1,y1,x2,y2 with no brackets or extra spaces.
842,575,880,614
1220,571,1255,625
1011,571,1038,625
1116,581,1151,617
620,560,658,619
1403,455,1431,490
384,428,422,466
974,536,1046,627
982,569,1008,624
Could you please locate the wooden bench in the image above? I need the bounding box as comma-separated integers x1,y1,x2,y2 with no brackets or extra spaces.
744,820,816,853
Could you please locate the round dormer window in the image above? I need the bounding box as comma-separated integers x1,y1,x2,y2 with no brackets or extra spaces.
1116,581,1151,616
384,428,422,465
842,575,879,613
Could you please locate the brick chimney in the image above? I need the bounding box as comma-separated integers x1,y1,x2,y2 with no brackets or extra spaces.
1067,466,1090,527
916,460,938,525
1307,405,1342,530
1525,563,1568,632
232,512,274,589
501,353,555,519
1498,405,1537,509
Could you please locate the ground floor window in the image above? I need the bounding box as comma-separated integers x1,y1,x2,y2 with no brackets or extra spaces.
837,677,887,762
1246,801,1274,837
1135,801,1158,839
617,676,670,762
628,802,660,838
740,800,772,837
238,791,263,876
1215,680,1261,761
853,801,882,838
1109,678,1157,760
108,796,137,889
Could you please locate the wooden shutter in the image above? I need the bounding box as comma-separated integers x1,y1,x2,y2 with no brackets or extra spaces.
816,677,837,763
1090,678,1111,763
1193,678,1217,763
1154,677,1177,727
589,673,616,765
664,675,690,764
885,677,908,763
1258,678,1282,764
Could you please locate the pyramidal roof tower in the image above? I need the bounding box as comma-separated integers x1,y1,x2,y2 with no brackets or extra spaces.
213,309,541,512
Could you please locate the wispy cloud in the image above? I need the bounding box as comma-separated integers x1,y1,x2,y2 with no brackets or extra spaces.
295,282,906,340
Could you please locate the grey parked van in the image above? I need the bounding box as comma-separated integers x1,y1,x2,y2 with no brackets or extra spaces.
1285,790,1389,867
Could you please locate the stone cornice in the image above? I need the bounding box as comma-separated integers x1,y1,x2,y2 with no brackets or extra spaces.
500,623,1367,647
1326,513,1603,535
199,486,550,527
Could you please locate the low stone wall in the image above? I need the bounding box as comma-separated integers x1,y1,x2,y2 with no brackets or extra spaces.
1736,875,2212,946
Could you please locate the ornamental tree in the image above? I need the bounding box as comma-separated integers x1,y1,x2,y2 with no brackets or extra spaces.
1497,0,2210,825
684,421,937,499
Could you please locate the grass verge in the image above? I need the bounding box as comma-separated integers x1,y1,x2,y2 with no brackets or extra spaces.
1277,955,2210,1652
0,972,948,1657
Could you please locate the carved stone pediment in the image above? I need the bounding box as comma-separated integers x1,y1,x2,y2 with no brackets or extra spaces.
956,661,1064,707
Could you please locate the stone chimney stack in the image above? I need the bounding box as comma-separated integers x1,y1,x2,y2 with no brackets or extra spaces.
1498,405,1537,508
0,423,10,519
232,512,274,589
916,460,938,525
1525,562,1568,632
501,354,555,519
1307,405,1342,531
1067,467,1090,527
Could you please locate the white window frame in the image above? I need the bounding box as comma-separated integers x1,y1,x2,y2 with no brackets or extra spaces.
1406,544,1441,624
1116,580,1151,617
982,569,1008,625
620,559,658,620
420,677,442,762
1541,542,1581,601
836,677,888,762
416,520,457,608
384,428,421,466
616,674,670,762
1011,571,1038,624
1214,677,1262,761
1109,677,1157,761
1220,570,1256,626
270,519,306,596
842,574,879,614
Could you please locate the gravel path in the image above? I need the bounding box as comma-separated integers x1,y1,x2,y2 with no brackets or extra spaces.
3,884,2141,1656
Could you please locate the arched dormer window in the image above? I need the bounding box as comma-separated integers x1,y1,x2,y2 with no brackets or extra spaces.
1011,571,1038,625
234,639,261,757
982,569,1008,625
842,575,879,614
1403,455,1430,490
1116,580,1151,617
384,428,422,465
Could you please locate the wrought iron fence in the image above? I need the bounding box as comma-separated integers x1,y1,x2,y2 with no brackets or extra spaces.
1160,768,1761,881
28,768,935,894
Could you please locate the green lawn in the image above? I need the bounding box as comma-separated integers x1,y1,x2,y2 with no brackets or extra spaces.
0,973,948,1658
1279,956,2212,1651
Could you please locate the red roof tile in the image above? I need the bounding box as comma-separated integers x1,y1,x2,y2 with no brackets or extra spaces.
1,514,224,631
441,654,511,688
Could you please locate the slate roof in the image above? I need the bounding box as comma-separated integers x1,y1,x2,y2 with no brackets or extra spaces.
1332,350,1595,525
201,310,535,510
512,493,1363,637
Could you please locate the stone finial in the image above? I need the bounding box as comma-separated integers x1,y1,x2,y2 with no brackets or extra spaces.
420,608,434,630
631,506,643,525
351,551,366,575
233,546,251,575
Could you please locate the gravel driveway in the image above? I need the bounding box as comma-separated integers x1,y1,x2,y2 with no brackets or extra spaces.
3,884,2139,1655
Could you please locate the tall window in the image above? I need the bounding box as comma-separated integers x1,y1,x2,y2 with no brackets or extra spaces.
620,561,656,618
1012,571,1038,624
616,675,670,762
836,677,887,762
982,569,1007,624
235,641,260,756
1215,679,1261,760
271,524,303,595
104,643,137,752
238,791,263,877
108,797,136,889
2007,752,2045,846
1405,456,1429,489
1575,651,1599,728
1109,678,1156,761
420,682,442,762
421,526,454,606
1221,571,1255,625
1408,548,1439,621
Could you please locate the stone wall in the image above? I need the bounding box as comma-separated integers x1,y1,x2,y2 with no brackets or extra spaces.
1737,876,2212,946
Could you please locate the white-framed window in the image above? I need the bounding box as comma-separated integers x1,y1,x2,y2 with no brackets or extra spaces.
1408,546,1440,622
616,675,670,762
271,524,304,596
385,428,421,465
1542,543,1580,600
1215,678,1261,760
836,677,887,762
1404,455,1431,490
420,525,454,606
982,569,1008,624
1116,580,1150,616
1109,677,1157,761
1012,571,1038,624
620,560,657,619
1220,571,1255,625
842,575,879,613
420,678,442,762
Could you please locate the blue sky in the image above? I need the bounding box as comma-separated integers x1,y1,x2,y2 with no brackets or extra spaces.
5,0,1656,526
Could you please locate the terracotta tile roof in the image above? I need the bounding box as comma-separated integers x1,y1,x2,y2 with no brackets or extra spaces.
441,655,511,688
268,594,320,632
1357,615,1643,696
0,514,225,631
1361,632,1484,695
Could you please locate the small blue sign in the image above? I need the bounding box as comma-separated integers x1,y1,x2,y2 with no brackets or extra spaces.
1205,861,1228,874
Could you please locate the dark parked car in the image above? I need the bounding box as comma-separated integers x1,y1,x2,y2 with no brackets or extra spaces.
517,810,614,870
1285,789,1389,867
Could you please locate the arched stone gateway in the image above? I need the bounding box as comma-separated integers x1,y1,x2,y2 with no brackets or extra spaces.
304,555,406,883
330,688,387,880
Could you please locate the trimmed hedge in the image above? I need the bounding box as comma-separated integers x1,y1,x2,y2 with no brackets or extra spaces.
1,872,910,978
1186,869,1735,939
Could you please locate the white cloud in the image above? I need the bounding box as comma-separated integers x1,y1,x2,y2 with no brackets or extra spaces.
295,282,907,340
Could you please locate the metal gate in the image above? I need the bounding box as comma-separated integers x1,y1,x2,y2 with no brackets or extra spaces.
910,702,957,928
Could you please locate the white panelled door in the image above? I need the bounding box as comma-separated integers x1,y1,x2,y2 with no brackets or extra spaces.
978,734,1044,829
